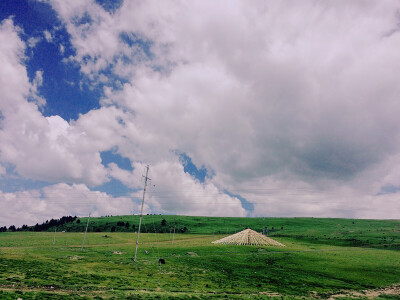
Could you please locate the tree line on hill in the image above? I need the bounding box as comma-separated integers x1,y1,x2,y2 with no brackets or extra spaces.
87,219,188,233
0,216,77,232
0,217,189,234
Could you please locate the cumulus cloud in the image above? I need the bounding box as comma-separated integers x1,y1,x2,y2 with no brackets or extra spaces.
48,0,400,218
47,0,124,78
0,18,114,186
2,1,400,225
50,1,400,173
0,183,140,227
216,174,400,219
108,159,246,217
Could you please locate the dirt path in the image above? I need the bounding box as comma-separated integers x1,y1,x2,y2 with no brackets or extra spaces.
0,284,283,299
3,283,400,299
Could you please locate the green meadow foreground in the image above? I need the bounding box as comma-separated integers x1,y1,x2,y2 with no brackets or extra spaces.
1,216,400,299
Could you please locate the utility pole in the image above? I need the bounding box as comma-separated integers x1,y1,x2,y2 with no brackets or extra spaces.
262,217,268,236
53,227,57,245
134,165,150,262
81,213,91,250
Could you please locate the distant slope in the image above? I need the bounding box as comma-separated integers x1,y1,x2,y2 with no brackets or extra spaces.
35,214,400,250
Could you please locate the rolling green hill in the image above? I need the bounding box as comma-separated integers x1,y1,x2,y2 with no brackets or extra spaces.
1,216,399,299
58,215,400,250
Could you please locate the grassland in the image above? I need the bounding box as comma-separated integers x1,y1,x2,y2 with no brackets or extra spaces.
1,216,400,299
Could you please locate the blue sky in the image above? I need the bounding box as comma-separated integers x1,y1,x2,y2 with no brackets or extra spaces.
1,1,108,122
1,0,400,226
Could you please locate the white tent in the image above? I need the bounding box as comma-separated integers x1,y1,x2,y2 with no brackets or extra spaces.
212,228,285,246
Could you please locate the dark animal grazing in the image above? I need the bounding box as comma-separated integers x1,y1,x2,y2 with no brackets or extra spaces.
158,258,166,265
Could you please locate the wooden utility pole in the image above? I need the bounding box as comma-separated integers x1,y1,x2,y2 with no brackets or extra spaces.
134,165,150,262
52,227,57,245
81,213,91,250
172,226,176,244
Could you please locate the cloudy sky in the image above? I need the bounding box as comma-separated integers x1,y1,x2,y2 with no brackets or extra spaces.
1,0,400,227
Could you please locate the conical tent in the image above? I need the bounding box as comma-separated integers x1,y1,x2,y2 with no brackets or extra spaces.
212,228,285,246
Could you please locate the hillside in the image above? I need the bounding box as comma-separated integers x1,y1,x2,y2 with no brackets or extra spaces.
49,215,400,250
1,216,400,299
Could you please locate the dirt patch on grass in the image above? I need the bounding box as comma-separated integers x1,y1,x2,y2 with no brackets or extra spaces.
326,284,400,299
68,255,83,260
1,284,284,299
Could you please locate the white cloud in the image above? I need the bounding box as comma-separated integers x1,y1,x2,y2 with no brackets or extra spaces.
0,18,29,113
107,162,136,187
43,30,52,42
107,159,246,217
59,43,65,55
130,160,246,217
0,19,115,186
0,183,140,227
217,175,400,219
48,0,122,78
1,2,400,223
27,36,41,48
33,70,43,87
30,70,46,106
44,1,400,218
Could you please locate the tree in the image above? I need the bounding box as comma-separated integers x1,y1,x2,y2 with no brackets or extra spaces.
8,225,16,232
111,226,116,232
161,219,167,226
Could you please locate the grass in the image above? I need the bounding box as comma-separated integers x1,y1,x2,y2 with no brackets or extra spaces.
1,216,400,299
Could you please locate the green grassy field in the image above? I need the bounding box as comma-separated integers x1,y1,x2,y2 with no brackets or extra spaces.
1,216,400,299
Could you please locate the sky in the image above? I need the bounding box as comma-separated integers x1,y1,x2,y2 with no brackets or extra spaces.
1,0,400,227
